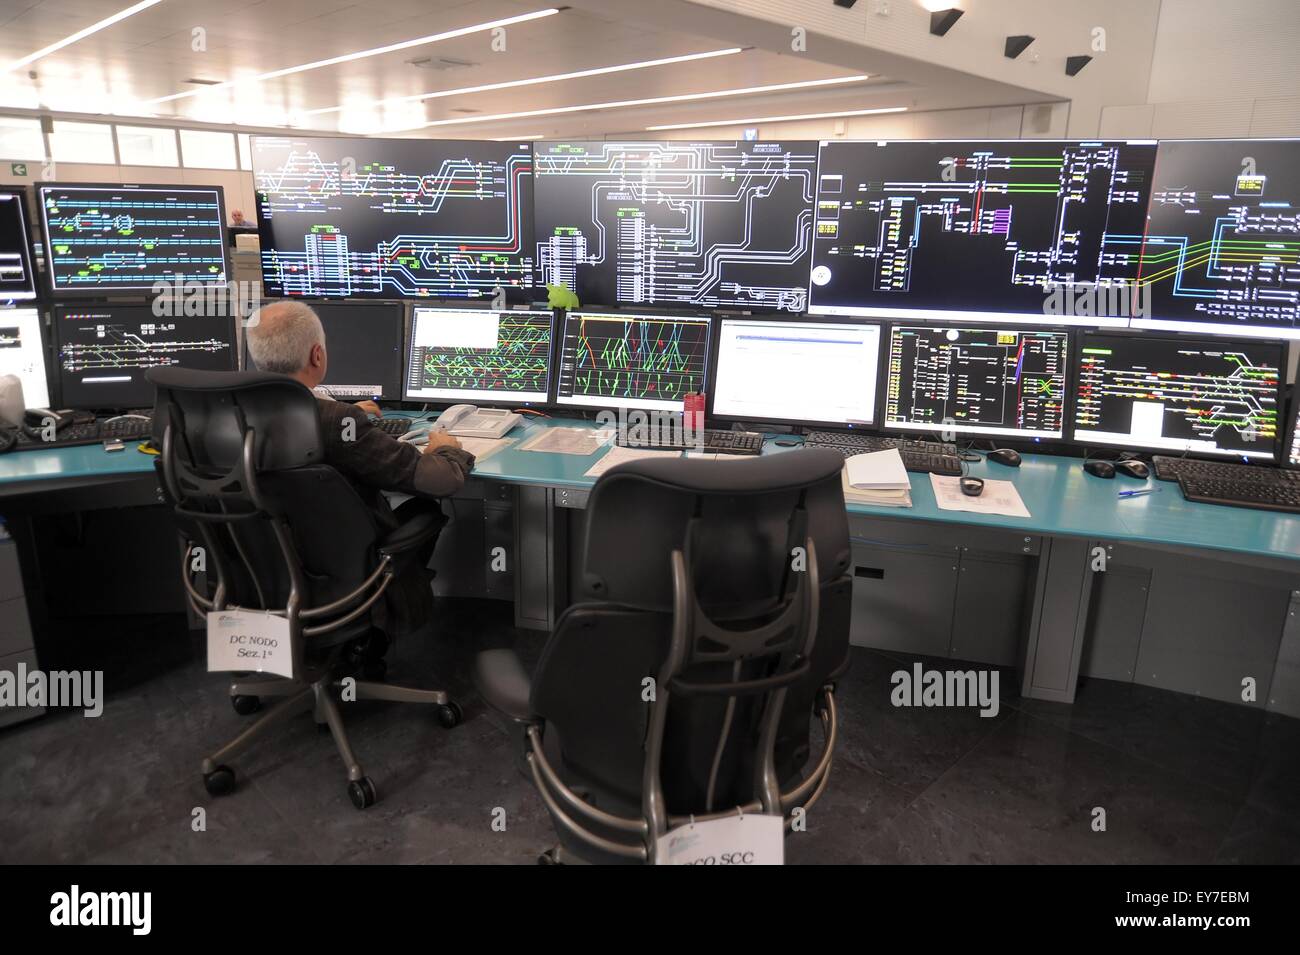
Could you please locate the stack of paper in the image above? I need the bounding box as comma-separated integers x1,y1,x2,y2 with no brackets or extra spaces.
842,449,912,508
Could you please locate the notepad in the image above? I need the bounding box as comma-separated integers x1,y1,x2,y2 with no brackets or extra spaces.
845,449,910,490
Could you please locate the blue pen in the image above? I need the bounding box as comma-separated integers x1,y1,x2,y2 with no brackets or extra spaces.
1118,488,1157,499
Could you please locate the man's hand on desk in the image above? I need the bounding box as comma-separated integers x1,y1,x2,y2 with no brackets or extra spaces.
423,430,463,453
355,400,382,418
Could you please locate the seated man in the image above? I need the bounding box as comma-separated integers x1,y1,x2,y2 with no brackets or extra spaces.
246,300,474,633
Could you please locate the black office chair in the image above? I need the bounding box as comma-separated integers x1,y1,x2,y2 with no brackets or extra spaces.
148,368,462,810
476,449,853,863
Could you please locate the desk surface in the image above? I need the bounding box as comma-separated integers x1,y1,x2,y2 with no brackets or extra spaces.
2,412,1298,562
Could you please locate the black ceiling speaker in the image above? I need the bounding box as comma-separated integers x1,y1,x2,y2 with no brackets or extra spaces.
833,0,859,7
1004,35,1034,58
929,9,964,36
1065,54,1093,76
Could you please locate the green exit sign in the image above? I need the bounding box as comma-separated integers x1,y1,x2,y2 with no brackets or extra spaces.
10,163,27,176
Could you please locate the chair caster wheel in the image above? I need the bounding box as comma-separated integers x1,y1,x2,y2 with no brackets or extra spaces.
204,765,236,796
231,694,261,715
436,701,463,729
348,777,377,810
538,848,560,865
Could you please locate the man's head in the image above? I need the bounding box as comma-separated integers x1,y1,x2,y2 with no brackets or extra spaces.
246,300,327,389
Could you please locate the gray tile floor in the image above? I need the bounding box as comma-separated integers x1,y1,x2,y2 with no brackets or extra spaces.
2,598,1297,864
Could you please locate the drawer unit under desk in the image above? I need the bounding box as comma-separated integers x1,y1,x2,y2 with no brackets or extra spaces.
846,515,1040,666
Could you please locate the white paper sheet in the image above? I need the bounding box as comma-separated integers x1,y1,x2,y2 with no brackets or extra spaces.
584,444,681,478
845,449,909,489
519,426,614,456
929,474,1031,518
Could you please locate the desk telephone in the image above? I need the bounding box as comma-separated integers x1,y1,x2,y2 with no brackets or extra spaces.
431,405,521,439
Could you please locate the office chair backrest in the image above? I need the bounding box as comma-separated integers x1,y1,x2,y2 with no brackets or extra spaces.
148,368,381,614
531,449,852,822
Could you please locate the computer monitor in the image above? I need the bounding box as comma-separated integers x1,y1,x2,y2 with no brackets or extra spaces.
251,136,534,300
0,308,51,408
882,324,1071,440
1071,331,1282,460
1133,138,1300,340
0,188,37,301
54,305,237,409
243,301,404,400
403,305,553,404
534,140,817,313
36,183,229,297
807,139,1158,326
554,309,711,412
712,318,882,428
1286,391,1300,469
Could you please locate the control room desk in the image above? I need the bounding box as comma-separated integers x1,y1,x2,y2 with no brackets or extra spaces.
2,414,1298,712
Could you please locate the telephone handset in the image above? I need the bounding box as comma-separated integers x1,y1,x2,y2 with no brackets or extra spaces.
431,404,521,439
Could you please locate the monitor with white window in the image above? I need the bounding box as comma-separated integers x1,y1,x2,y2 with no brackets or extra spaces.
404,305,553,404
712,317,882,428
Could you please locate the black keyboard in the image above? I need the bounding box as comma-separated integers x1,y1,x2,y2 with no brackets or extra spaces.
1178,473,1300,514
804,430,962,477
373,418,411,436
1152,454,1289,484
9,415,153,452
617,428,764,455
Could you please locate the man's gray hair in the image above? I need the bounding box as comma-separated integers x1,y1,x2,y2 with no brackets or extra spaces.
246,300,325,374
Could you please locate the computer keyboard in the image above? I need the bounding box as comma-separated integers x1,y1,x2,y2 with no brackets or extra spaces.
1153,454,1298,484
373,418,411,436
616,428,764,455
804,430,962,476
1178,472,1300,514
8,415,153,452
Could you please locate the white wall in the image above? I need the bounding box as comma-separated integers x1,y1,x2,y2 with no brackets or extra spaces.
1103,0,1300,138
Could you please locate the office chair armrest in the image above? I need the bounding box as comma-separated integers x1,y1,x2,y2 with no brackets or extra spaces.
377,510,446,558
474,649,537,723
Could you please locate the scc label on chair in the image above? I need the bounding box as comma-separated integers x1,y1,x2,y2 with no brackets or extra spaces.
654,814,784,865
207,610,294,680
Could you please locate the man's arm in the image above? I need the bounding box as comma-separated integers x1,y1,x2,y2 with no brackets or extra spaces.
320,402,475,497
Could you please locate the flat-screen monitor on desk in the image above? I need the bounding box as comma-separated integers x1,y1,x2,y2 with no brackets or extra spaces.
0,188,37,302
244,301,404,400
36,183,229,297
1282,390,1300,469
553,309,711,412
54,305,237,409
0,308,50,408
1071,331,1283,460
882,324,1071,440
403,305,553,404
712,317,882,428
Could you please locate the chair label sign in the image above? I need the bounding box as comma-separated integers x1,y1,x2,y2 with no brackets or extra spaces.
654,813,784,865
206,610,294,679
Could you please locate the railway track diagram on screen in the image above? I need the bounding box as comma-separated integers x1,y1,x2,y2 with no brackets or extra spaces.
411,310,551,395
253,137,534,299
808,140,1156,317
40,186,228,293
562,312,710,402
60,321,232,371
534,141,817,313
1137,139,1300,333
1075,344,1279,445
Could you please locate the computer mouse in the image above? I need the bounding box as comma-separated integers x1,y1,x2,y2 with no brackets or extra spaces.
959,476,985,497
1114,459,1150,479
1083,459,1116,479
986,447,1021,467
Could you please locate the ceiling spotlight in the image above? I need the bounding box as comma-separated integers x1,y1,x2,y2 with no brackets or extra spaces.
1065,54,1092,76
1004,35,1034,59
929,9,963,36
